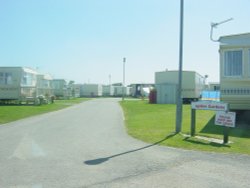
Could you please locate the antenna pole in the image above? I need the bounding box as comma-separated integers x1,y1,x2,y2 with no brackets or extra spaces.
210,18,233,42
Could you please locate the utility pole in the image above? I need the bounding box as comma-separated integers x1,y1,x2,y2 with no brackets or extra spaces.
176,0,184,133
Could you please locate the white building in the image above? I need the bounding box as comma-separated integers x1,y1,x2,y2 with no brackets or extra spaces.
155,70,205,104
102,85,114,96
0,67,38,103
37,73,53,98
80,84,102,97
113,86,131,97
219,32,250,110
71,84,81,98
51,79,69,99
0,67,54,104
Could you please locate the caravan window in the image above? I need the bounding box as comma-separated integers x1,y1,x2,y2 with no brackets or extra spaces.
21,72,36,86
249,49,250,75
224,50,243,77
224,50,243,76
0,72,13,85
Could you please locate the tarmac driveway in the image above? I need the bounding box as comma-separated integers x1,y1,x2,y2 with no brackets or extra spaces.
0,98,249,188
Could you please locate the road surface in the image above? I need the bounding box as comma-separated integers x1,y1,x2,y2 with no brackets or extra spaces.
0,98,249,188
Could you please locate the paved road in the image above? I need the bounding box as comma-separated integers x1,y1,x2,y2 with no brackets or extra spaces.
0,98,249,188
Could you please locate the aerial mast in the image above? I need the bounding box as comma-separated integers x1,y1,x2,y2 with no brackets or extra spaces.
210,18,233,42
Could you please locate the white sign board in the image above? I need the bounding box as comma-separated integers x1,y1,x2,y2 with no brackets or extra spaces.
191,101,228,111
215,111,236,127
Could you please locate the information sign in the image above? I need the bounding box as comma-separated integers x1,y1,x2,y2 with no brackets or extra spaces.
215,111,236,128
191,101,228,111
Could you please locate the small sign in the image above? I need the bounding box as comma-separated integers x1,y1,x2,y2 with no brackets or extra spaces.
215,111,236,127
191,101,228,111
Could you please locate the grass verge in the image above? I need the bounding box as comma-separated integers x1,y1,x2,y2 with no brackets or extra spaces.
120,100,250,155
0,98,90,125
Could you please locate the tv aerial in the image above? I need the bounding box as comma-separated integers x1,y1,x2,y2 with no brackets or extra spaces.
210,18,233,42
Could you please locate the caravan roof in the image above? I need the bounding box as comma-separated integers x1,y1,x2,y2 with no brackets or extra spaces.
0,67,38,75
219,32,250,46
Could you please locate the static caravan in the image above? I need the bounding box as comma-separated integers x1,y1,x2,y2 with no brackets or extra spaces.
37,74,53,99
51,79,68,99
155,70,205,104
219,33,250,110
113,86,131,97
81,84,102,97
102,85,114,96
71,84,81,98
0,67,39,103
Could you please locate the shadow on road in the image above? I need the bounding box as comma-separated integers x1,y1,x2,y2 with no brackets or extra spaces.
84,132,177,165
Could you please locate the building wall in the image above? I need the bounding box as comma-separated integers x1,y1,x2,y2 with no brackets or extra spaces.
156,84,176,104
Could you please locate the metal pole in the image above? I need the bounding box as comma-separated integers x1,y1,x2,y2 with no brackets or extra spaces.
191,109,196,136
223,126,229,144
122,57,126,101
176,0,184,133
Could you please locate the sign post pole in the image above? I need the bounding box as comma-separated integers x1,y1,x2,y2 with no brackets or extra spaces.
223,126,229,144
191,109,196,136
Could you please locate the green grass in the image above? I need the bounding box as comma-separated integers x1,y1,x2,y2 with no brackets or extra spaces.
120,100,250,155
0,98,90,124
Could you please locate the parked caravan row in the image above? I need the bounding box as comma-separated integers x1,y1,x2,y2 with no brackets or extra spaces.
79,84,131,97
0,67,86,104
0,67,134,104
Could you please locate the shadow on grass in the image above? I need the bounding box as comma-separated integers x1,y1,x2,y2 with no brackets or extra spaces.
183,137,231,148
200,115,250,138
84,132,177,165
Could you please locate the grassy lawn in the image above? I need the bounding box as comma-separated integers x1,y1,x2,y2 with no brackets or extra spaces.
0,98,90,125
120,100,250,155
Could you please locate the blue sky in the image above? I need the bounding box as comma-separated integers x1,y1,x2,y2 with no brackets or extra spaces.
0,0,250,85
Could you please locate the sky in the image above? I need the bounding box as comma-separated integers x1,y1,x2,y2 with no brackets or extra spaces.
0,0,250,85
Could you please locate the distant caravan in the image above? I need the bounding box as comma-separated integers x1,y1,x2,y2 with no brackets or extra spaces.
155,70,205,104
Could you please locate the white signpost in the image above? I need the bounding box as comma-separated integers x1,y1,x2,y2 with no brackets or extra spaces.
191,100,235,144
